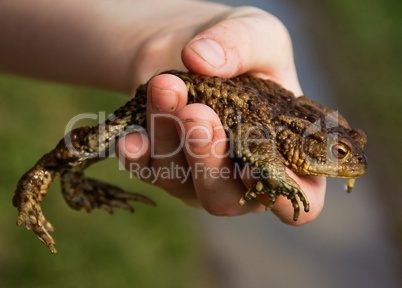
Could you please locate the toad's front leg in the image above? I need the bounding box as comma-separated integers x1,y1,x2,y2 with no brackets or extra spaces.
239,168,310,221
234,124,310,220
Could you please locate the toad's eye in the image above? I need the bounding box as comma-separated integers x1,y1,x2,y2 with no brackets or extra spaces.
331,143,349,159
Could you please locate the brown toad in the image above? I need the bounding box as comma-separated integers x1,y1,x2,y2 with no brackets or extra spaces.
13,71,368,253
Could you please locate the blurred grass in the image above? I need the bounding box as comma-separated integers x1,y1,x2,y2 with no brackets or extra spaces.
306,0,402,240
0,75,209,288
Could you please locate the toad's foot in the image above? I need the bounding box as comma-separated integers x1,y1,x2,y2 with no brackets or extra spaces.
61,172,156,214
239,177,310,221
14,196,57,254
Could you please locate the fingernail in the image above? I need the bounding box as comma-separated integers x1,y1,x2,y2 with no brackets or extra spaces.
190,38,226,68
151,87,178,112
181,119,213,148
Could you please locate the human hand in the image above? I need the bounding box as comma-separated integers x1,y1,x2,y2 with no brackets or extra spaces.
118,3,326,225
0,0,324,223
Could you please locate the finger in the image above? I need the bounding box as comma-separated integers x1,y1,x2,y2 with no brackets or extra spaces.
118,74,186,171
182,7,302,95
145,74,201,203
145,74,188,146
177,103,265,216
117,74,197,202
117,132,151,172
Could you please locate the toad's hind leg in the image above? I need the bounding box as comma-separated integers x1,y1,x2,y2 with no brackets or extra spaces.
60,160,156,214
13,126,105,253
13,112,150,253
13,97,152,253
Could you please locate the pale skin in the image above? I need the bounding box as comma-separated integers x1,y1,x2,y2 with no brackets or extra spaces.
0,0,325,224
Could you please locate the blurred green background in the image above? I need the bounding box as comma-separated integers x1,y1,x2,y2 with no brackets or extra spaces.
313,0,402,241
0,82,211,288
1,0,401,287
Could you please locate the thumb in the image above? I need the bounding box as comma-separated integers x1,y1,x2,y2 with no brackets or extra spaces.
182,7,302,95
